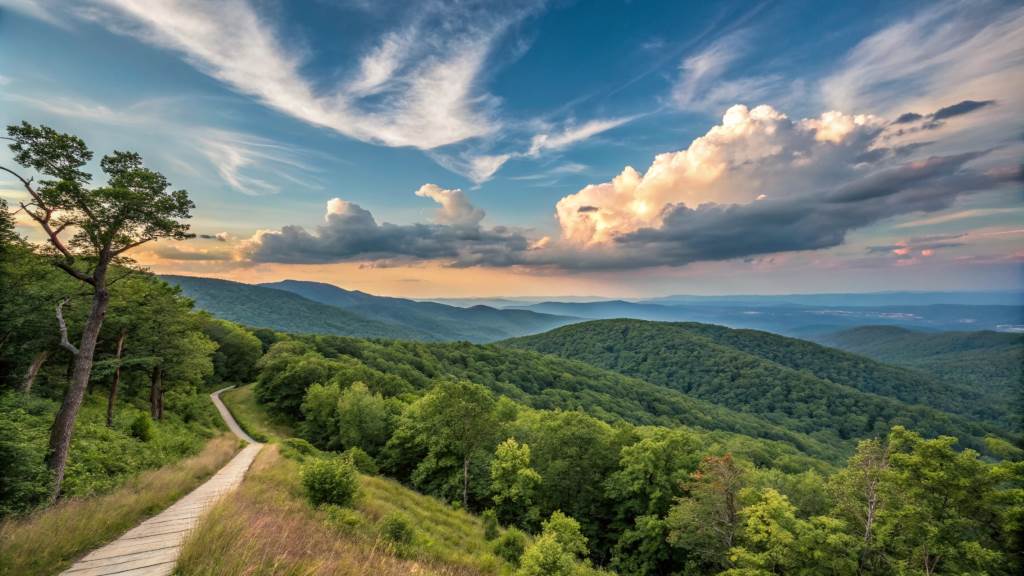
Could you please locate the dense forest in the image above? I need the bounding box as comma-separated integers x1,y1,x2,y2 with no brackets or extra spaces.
245,330,1024,575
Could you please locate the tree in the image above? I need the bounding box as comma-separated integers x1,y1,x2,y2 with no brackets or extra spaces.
490,437,542,528
199,316,262,383
418,380,497,508
516,511,590,576
3,122,193,500
829,437,889,574
666,454,746,573
300,382,342,450
335,381,397,457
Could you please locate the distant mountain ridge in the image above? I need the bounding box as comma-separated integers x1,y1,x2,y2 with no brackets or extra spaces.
259,280,577,342
162,276,576,343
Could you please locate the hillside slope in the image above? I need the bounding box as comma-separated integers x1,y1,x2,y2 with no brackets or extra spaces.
501,319,1012,450
819,326,1023,411
261,279,577,342
163,276,436,340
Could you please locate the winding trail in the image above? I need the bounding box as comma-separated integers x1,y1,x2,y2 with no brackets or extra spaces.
59,387,263,576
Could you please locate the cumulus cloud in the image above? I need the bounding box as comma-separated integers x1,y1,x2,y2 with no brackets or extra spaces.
242,189,533,267
414,184,484,227
554,104,884,245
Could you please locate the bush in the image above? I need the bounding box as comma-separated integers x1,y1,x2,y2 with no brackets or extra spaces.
301,457,360,507
494,527,527,566
130,413,155,442
379,511,415,545
342,446,378,474
281,437,319,461
321,503,364,534
483,508,500,540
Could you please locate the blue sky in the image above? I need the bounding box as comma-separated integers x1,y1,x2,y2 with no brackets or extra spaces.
1,0,1021,297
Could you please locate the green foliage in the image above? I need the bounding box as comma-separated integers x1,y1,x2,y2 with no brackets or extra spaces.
504,319,1013,454
299,382,341,449
666,454,746,573
493,526,528,565
129,413,155,442
335,381,398,456
490,437,542,528
301,457,360,507
482,508,500,540
517,511,590,576
0,394,52,515
379,511,415,545
199,317,263,383
342,446,378,474
280,437,319,461
320,503,364,534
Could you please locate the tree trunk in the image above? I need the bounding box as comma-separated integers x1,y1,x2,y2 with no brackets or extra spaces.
150,364,162,420
462,454,470,508
46,283,110,503
106,330,126,427
21,349,50,394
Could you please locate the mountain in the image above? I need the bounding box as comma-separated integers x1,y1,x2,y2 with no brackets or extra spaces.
818,326,1023,412
507,300,1023,336
643,290,1024,307
259,280,577,342
164,275,436,340
502,319,1016,449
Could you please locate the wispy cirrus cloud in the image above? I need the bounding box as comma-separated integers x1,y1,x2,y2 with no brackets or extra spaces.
527,116,637,157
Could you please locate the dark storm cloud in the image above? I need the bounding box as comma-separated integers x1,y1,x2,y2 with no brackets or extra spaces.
932,99,996,121
244,201,532,267
893,99,997,130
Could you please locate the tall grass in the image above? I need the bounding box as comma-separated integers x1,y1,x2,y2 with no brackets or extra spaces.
0,434,239,576
221,384,293,442
176,445,513,575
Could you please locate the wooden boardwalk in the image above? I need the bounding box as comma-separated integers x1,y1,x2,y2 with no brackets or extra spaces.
59,387,262,576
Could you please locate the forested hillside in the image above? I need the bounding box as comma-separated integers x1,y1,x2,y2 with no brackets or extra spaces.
820,325,1023,399
239,329,1024,576
502,320,1015,448
261,279,577,342
164,275,437,340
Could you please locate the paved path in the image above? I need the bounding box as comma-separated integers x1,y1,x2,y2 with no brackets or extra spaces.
59,387,263,576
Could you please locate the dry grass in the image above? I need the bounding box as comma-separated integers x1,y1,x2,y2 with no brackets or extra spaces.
176,445,512,576
0,434,240,576
222,384,294,442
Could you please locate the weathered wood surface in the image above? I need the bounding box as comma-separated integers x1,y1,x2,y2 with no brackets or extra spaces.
59,387,262,576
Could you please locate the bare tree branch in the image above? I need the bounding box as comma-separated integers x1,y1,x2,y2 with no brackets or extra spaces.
112,237,154,256
55,297,79,356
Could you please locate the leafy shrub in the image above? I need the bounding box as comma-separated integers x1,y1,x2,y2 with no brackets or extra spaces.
320,503,364,533
379,511,415,545
301,457,360,507
281,437,319,461
493,527,527,566
130,413,155,442
342,446,378,474
482,508,500,540
0,393,52,515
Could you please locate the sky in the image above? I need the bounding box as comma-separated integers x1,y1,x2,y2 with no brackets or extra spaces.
0,0,1021,298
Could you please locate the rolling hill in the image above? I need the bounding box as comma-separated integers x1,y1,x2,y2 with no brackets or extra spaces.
819,326,1023,414
501,319,1015,447
260,279,577,342
164,276,436,340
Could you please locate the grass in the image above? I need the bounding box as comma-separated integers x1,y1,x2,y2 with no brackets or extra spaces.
221,384,293,442
0,433,240,576
176,445,516,576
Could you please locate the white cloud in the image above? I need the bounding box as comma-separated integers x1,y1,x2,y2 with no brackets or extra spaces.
414,183,485,226
554,104,887,245
196,130,316,195
59,0,537,150
822,0,1024,119
527,116,636,157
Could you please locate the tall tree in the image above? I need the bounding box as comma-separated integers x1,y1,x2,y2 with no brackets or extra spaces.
418,380,497,508
490,437,542,528
2,122,193,500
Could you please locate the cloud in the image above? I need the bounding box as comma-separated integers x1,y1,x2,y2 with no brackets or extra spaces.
554,104,884,245
867,233,967,256
54,0,539,151
242,190,533,267
527,116,636,157
892,99,998,131
414,183,484,226
196,130,317,195
821,1,1024,118
198,232,231,242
